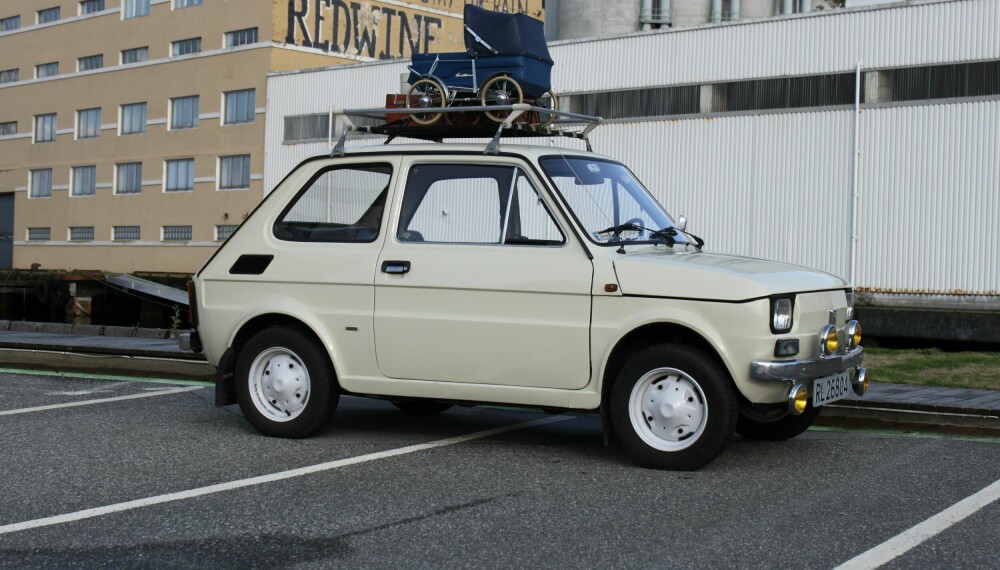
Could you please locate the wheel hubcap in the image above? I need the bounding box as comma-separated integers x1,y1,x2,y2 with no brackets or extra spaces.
628,367,707,451
249,348,310,422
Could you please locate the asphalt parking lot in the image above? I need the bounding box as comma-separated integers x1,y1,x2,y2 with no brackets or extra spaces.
1,371,999,569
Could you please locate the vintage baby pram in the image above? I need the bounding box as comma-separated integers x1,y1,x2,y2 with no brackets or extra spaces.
405,5,556,125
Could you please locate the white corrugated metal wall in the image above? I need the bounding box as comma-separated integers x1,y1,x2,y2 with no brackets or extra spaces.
264,0,1000,296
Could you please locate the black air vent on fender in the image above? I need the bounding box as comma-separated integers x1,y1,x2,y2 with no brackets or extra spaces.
229,254,274,275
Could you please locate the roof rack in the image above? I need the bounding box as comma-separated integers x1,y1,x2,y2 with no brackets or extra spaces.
328,104,603,157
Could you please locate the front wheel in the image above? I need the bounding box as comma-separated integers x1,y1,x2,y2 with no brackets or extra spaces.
235,326,338,438
736,404,820,441
406,78,446,125
610,345,737,470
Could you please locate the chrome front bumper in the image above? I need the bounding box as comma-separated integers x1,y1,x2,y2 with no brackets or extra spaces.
750,347,864,382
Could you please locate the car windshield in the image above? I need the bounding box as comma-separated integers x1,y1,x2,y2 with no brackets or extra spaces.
539,155,687,246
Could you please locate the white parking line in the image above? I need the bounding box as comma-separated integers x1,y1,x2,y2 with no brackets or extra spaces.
0,386,203,416
834,478,1000,569
0,414,572,535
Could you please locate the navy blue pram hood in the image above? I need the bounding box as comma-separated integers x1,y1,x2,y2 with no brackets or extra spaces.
463,5,553,65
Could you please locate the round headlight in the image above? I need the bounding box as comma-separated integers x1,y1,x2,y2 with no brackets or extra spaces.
846,320,862,349
820,325,839,356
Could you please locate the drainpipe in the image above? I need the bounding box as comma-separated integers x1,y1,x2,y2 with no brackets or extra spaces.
658,0,673,26
849,62,862,286
801,0,811,13
641,0,652,30
711,0,723,22
783,0,794,14
731,0,741,21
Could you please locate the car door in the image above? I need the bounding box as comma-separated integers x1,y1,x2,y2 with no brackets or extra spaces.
374,157,593,390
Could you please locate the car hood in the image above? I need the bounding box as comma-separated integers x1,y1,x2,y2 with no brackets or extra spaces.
613,249,848,301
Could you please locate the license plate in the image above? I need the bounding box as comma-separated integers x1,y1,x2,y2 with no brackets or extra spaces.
813,371,852,407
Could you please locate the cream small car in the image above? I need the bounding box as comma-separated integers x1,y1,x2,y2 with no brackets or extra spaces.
190,143,866,470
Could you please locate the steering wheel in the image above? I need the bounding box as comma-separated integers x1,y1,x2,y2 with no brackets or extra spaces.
623,218,645,237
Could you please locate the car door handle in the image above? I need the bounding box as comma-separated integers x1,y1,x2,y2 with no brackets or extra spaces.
381,260,411,274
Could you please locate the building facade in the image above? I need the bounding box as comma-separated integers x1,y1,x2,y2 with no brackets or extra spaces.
0,0,542,274
264,0,1000,339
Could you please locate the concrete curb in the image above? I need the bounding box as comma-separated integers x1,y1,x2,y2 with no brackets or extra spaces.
819,403,1000,437
0,348,214,380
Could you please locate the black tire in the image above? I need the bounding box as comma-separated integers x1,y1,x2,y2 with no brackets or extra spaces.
736,403,820,441
610,344,737,470
235,326,338,438
390,399,453,415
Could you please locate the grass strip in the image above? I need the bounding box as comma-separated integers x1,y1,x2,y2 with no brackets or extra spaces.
864,347,1000,391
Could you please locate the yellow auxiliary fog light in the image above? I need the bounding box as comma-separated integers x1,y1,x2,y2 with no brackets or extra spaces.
788,384,809,415
846,320,862,349
820,324,839,356
853,367,869,396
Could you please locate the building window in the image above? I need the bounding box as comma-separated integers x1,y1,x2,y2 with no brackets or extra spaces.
37,7,60,24
170,96,199,129
163,225,192,241
30,169,53,198
219,155,251,189
113,226,140,240
283,114,330,143
35,62,58,78
77,108,101,139
69,227,95,241
165,158,195,192
224,89,255,124
28,228,51,241
72,166,97,196
78,54,103,71
121,47,148,64
0,69,18,84
34,114,56,143
0,122,15,136
80,1,105,15
172,37,201,57
123,0,150,19
1,16,20,32
175,0,203,9
120,103,147,135
215,225,238,241
225,27,258,48
116,162,142,194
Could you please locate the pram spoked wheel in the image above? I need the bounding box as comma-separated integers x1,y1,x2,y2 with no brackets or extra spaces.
406,78,446,125
480,75,524,123
537,90,559,128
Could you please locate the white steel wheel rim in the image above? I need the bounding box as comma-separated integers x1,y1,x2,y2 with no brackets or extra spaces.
628,367,708,452
249,347,311,422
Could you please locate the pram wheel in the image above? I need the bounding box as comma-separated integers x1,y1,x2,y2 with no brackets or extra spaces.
406,78,446,125
480,75,524,123
537,90,559,128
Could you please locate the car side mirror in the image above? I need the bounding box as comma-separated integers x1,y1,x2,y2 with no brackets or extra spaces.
677,215,687,232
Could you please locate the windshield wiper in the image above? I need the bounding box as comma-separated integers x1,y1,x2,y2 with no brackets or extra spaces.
596,222,644,239
596,223,705,254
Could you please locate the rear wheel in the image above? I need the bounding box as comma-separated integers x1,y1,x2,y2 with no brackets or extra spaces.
736,403,820,441
235,326,338,438
390,399,453,415
610,344,737,470
536,90,559,127
480,75,524,123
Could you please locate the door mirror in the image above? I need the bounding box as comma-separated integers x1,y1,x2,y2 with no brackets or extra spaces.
677,215,687,232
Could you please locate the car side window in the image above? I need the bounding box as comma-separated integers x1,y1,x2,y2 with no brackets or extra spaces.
274,163,392,242
397,163,564,246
